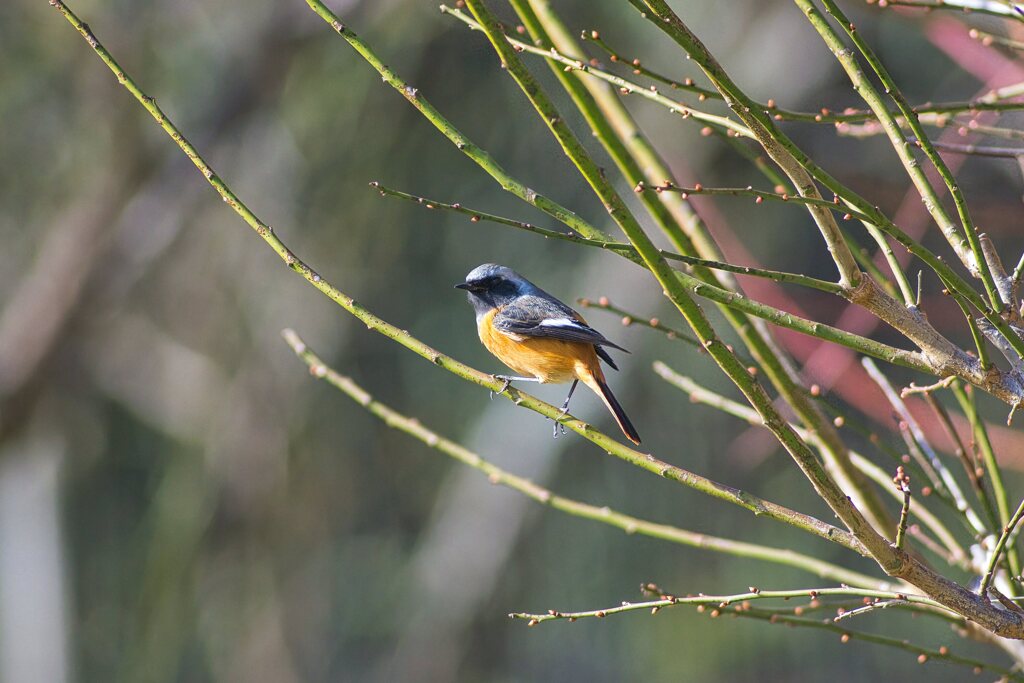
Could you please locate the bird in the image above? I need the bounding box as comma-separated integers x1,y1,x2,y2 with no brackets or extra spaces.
455,263,641,445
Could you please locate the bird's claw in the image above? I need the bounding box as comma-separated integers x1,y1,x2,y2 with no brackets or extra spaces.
490,376,513,399
551,414,568,439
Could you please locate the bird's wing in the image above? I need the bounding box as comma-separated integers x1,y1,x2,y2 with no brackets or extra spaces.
492,295,629,354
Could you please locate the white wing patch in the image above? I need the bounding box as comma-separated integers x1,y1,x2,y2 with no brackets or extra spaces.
538,318,588,330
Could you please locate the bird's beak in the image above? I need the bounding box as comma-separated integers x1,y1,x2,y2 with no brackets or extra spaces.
454,282,472,290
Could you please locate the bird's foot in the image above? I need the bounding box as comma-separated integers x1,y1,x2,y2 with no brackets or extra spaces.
490,375,514,399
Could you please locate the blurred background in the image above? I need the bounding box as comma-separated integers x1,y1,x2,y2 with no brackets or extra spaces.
4,0,1024,680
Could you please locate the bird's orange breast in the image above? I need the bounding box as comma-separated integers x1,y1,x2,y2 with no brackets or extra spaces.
477,308,603,385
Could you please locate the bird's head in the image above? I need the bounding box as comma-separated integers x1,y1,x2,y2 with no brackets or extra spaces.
455,263,535,315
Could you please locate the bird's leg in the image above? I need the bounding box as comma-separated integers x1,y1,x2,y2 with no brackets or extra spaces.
491,374,540,399
552,380,578,438
556,380,578,419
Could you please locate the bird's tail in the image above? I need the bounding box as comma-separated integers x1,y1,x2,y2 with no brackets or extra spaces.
586,373,641,446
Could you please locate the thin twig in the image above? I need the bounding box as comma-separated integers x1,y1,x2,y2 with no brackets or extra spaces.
894,467,912,549
862,357,989,538
843,118,1024,142
929,139,1024,159
868,0,1024,22
980,498,1024,596
581,28,1024,122
923,391,1000,533
969,27,1024,52
832,598,909,622
952,384,1015,575
901,376,956,396
738,608,1024,680
639,181,875,226
577,298,702,350
510,586,946,624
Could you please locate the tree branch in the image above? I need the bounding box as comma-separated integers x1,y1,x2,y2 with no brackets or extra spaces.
510,586,947,624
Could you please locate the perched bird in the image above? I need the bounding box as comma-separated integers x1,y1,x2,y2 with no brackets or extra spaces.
455,263,641,445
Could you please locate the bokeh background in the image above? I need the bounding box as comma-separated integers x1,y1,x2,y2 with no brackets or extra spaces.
4,0,1024,680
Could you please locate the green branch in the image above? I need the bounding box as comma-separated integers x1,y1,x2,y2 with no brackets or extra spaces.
981,498,1024,595
922,390,999,534
283,328,888,589
299,0,610,242
953,383,1016,575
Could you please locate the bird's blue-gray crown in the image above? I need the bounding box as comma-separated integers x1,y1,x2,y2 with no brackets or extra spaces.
455,263,541,316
